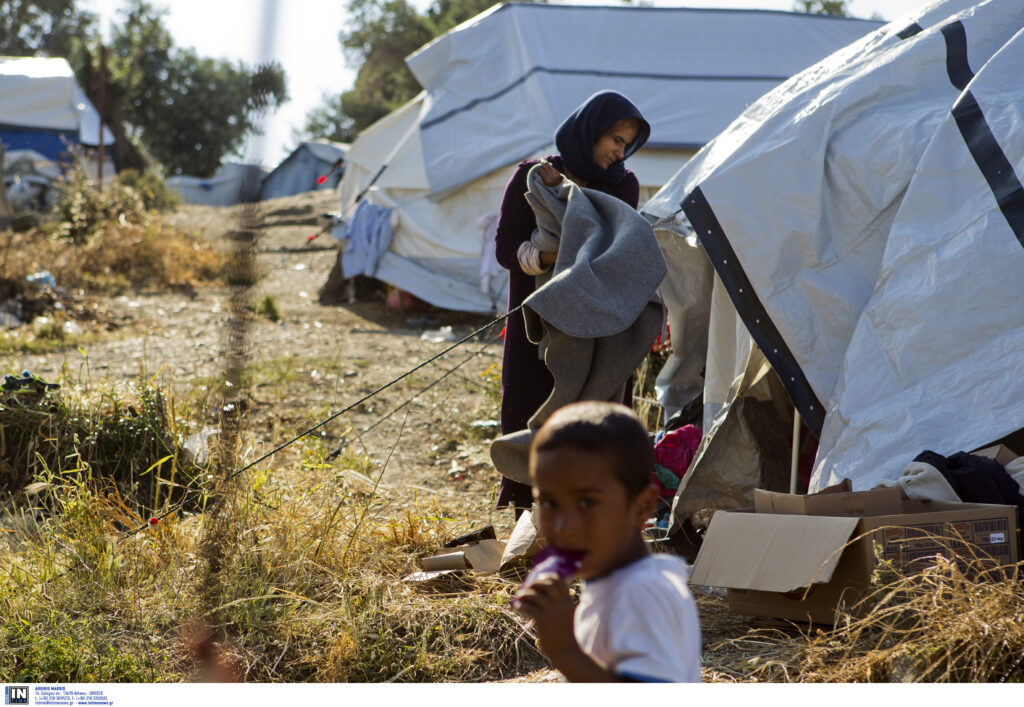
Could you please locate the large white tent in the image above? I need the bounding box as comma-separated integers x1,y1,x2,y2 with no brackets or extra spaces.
333,3,882,314
643,0,1024,523
0,57,115,164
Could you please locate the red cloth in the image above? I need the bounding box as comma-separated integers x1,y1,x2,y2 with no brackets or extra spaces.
654,425,702,478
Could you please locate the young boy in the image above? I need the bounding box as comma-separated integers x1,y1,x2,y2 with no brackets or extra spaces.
514,401,702,682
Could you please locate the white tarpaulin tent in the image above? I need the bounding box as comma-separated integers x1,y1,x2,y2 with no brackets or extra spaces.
335,3,882,313
644,0,1024,518
259,140,348,200
0,57,115,162
166,162,267,207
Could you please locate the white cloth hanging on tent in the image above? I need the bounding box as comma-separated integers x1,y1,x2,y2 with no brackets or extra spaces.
476,212,502,293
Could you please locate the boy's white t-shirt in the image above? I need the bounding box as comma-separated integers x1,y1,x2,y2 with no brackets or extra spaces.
574,553,702,682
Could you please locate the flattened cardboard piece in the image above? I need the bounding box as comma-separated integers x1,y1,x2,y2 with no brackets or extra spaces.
972,444,1020,468
462,539,506,573
754,486,904,517
690,511,860,593
500,510,544,567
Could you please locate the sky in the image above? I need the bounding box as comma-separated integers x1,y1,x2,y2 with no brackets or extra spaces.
80,0,935,170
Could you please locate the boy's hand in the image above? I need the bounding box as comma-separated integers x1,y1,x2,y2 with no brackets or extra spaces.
514,575,577,657
515,576,622,682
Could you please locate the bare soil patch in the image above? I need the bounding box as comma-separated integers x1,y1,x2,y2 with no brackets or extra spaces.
9,189,516,535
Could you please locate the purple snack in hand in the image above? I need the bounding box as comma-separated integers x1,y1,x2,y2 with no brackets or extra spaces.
512,547,584,609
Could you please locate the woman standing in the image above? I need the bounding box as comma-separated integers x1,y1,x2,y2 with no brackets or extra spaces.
493,90,651,514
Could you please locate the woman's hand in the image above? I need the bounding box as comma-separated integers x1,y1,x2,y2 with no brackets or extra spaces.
538,162,563,187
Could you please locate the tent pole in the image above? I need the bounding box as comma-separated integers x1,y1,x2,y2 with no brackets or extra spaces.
97,45,108,186
790,408,801,494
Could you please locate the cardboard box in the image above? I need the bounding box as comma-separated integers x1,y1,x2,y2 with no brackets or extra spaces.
691,488,1018,624
972,444,1020,467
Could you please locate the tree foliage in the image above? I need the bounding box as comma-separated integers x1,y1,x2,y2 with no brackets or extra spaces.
302,0,499,143
794,0,850,15
1,0,287,177
0,0,95,57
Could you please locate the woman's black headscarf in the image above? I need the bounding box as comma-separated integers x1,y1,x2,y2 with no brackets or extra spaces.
554,90,651,185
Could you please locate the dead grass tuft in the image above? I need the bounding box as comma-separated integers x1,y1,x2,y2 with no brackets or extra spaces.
695,539,1024,683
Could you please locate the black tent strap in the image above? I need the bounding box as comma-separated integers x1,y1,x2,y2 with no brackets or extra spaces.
682,186,825,434
953,93,1024,244
897,22,923,40
937,19,1024,242
941,21,974,91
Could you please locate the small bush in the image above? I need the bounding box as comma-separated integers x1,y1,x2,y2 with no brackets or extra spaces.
114,168,180,212
0,378,215,515
255,295,282,322
49,164,178,244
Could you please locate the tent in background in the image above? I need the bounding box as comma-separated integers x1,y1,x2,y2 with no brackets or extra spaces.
643,0,1024,528
259,140,347,200
0,56,116,179
166,162,267,207
331,3,882,314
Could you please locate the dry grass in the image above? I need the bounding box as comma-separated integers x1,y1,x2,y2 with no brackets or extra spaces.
0,164,224,298
793,552,1024,682
0,219,225,296
0,375,545,682
693,541,1024,683
5,366,1024,683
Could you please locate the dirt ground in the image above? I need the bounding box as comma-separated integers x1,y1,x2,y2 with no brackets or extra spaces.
12,189,518,537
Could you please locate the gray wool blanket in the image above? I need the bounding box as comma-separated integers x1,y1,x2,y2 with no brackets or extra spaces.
491,164,667,484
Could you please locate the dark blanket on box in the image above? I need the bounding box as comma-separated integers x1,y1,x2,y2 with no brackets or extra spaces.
914,450,1024,530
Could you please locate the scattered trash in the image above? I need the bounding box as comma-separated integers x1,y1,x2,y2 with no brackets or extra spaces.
0,310,22,329
420,325,456,343
420,538,505,573
499,510,543,569
448,459,464,480
471,419,499,430
61,320,82,336
25,270,56,292
2,370,59,395
184,426,219,466
402,569,465,586
443,525,496,549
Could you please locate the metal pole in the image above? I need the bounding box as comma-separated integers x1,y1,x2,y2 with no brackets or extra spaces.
97,45,108,185
790,408,801,494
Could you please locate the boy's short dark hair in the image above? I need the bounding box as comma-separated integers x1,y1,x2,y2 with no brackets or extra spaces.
530,401,654,498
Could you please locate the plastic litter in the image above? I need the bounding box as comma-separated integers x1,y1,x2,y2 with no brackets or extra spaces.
512,547,585,610
25,270,56,292
420,325,455,343
184,426,219,466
